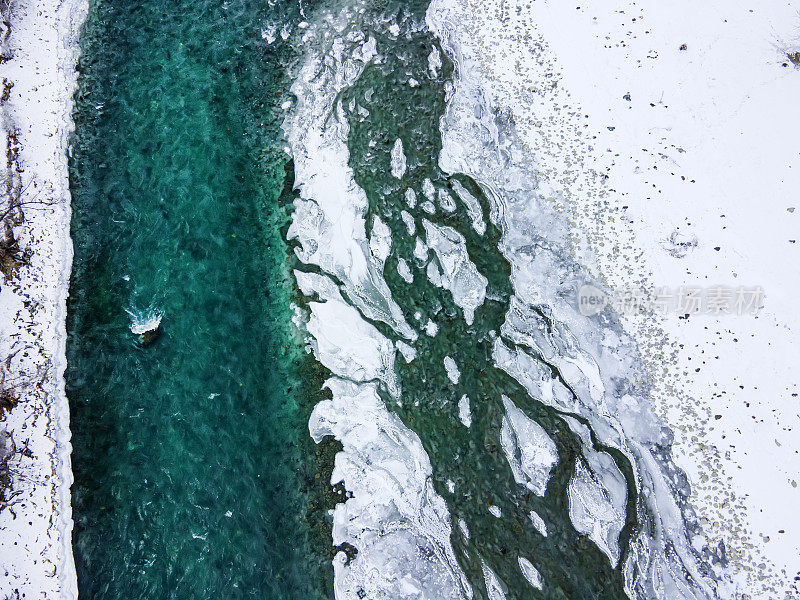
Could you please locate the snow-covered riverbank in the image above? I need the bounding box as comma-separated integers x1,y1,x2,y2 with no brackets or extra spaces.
0,0,86,597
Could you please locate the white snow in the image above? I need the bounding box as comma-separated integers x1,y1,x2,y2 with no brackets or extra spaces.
427,0,734,597
400,209,416,235
397,340,417,363
481,561,507,600
404,187,417,208
437,188,456,213
428,46,442,77
297,271,400,397
284,13,416,343
424,319,438,337
369,215,393,267
0,0,86,597
285,8,472,599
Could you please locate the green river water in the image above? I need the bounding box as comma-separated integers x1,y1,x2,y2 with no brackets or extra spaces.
66,0,332,597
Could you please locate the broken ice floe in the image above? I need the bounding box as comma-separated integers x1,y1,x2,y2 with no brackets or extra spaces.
499,395,558,497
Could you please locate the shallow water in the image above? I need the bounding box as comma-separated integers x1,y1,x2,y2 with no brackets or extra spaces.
66,0,332,597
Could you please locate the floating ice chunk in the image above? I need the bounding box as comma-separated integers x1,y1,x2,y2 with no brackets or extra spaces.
388,22,400,37
261,25,277,44
438,189,456,212
401,209,416,235
126,307,162,335
518,557,543,591
488,505,502,518
446,479,456,493
409,77,420,87
422,178,436,201
369,215,392,266
528,510,547,537
310,379,472,600
563,416,627,567
481,561,507,600
422,220,487,325
458,518,470,540
391,138,407,179
568,459,626,567
450,179,486,235
428,46,442,77
307,298,399,395
458,395,472,427
427,260,443,287
499,395,558,496
397,258,414,283
284,26,415,342
424,319,438,337
397,340,417,363
414,237,429,261
421,200,436,214
405,188,417,208
444,356,460,384
296,270,399,396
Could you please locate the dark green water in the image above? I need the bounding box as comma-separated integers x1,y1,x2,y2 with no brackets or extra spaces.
66,0,332,597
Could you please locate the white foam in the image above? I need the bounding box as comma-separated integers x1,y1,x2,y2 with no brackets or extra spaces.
126,307,163,335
